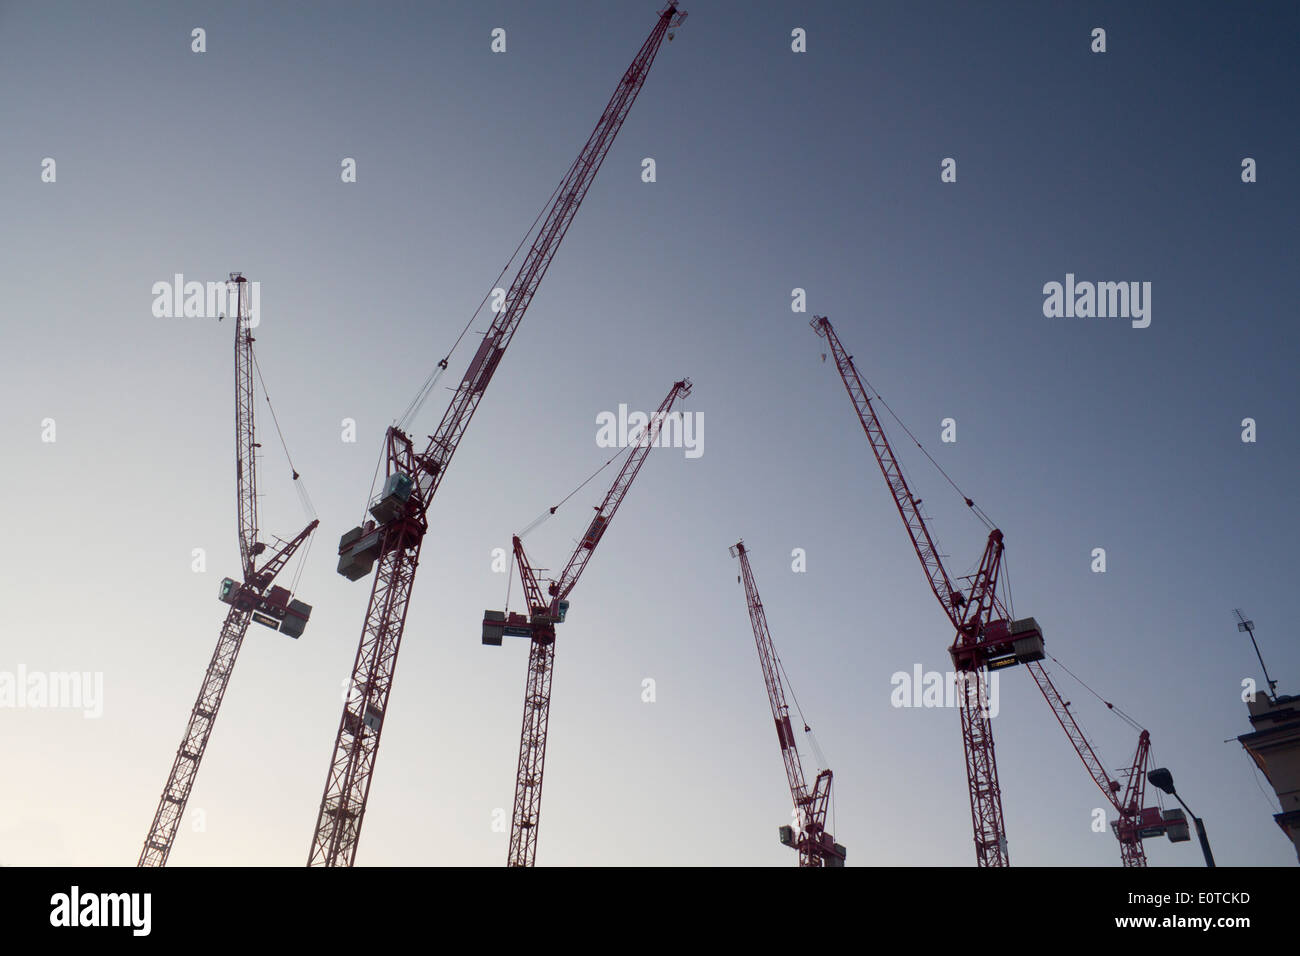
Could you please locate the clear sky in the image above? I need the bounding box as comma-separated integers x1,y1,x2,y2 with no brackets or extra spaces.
1,0,1297,867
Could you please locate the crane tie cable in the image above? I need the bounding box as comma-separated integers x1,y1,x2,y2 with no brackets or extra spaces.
848,354,997,532
362,439,386,525
251,346,316,519
397,157,576,433
289,527,315,597
518,439,636,538
1046,653,1145,734
871,384,995,531
773,648,832,772
503,548,516,615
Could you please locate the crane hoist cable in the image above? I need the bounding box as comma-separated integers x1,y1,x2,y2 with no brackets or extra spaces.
1044,653,1145,735
546,394,690,526
249,343,317,597
396,165,574,434
744,543,833,774
288,527,314,597
504,405,664,616
506,395,684,603
250,346,317,521
776,651,830,771
846,359,997,533
840,350,1010,611
502,548,516,616
517,410,662,539
361,438,386,525
1002,552,1016,620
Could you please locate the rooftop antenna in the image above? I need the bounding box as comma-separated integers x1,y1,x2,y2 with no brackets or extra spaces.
1235,609,1278,699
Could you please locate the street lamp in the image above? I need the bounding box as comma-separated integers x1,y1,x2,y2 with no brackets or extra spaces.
1148,767,1216,867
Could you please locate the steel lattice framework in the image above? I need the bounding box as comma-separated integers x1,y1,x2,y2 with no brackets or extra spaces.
309,5,686,867
497,378,692,866
234,275,258,579
731,541,844,866
140,274,317,867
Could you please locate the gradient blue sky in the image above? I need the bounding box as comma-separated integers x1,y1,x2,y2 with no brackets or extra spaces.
1,0,1297,867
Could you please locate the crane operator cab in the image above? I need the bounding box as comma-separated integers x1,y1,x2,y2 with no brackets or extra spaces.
337,472,415,581
218,578,313,638
952,617,1046,672
778,825,847,867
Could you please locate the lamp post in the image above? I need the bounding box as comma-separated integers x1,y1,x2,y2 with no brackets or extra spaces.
1148,767,1215,867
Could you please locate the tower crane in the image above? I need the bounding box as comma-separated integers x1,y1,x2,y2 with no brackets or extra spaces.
482,378,692,866
309,5,687,867
812,315,1189,866
1026,663,1190,864
811,315,1045,866
730,540,846,867
140,273,318,867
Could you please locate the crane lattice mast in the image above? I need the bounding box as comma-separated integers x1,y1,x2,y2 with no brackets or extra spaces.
140,273,317,867
730,541,845,867
309,5,687,867
484,378,692,866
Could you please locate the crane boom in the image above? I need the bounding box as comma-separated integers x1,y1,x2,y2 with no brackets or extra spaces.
232,274,260,578
140,274,317,866
311,6,685,868
487,378,692,867
730,541,844,866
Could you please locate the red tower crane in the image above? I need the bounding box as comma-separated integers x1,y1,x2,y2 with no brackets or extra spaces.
1026,664,1190,864
308,6,687,867
811,314,1046,866
482,378,692,866
730,541,846,867
139,273,317,867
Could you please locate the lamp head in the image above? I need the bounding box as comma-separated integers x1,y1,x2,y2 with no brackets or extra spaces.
1148,767,1176,796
